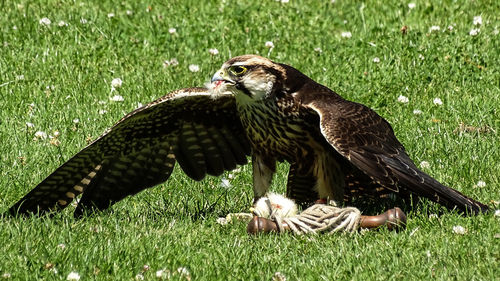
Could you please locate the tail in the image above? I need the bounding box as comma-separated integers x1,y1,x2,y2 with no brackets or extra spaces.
381,155,489,215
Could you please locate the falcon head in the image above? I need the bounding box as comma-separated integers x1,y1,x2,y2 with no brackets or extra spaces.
210,55,293,101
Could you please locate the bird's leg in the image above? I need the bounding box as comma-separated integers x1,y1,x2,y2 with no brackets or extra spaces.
251,154,276,203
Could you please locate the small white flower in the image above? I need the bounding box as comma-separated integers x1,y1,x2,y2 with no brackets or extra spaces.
419,54,425,60
420,161,430,169
372,57,380,63
314,47,322,53
452,225,466,235
188,64,200,72
177,267,190,276
341,31,352,38
272,272,287,281
168,27,177,34
433,97,443,105
408,3,416,9
221,178,231,188
34,131,48,140
156,269,170,279
57,243,66,249
447,25,454,31
111,78,123,88
80,18,88,24
98,109,108,115
53,131,60,137
16,74,25,80
13,25,18,30
493,29,499,35
126,10,133,15
110,95,124,102
473,16,482,26
209,48,219,55
265,41,274,48
58,21,68,27
397,95,409,103
107,13,115,18
67,271,80,281
39,18,51,26
476,181,486,188
469,28,480,36
413,109,422,115
429,26,440,32
135,273,144,280
2,273,11,278
26,122,35,128
494,210,500,217
163,58,179,67
73,118,80,124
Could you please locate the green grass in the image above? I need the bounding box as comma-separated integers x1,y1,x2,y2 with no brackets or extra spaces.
1,0,499,280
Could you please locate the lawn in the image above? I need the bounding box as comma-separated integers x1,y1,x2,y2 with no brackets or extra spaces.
0,0,499,280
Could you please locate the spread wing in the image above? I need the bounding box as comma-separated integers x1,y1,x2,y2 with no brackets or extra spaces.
9,88,251,216
302,93,488,214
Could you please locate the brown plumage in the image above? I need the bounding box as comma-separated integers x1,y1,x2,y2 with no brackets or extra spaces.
9,55,488,217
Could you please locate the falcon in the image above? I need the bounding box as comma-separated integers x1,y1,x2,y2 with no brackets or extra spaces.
9,55,488,217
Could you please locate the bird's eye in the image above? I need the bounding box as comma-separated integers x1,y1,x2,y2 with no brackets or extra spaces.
229,66,247,76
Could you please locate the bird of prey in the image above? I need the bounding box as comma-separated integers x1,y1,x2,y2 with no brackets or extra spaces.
9,55,488,217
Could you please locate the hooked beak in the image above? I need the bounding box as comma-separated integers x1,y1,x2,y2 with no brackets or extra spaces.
211,70,234,84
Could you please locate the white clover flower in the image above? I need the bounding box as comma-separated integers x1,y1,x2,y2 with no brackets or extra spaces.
447,25,454,31
372,57,380,63
73,118,80,124
221,178,231,188
473,16,482,26
13,25,18,30
433,97,443,105
39,18,51,26
341,31,352,38
135,273,144,280
476,181,486,188
469,28,480,36
163,58,179,67
265,41,274,48
408,3,416,9
53,131,60,137
126,10,133,15
452,225,466,235
168,27,177,34
413,109,422,115
67,271,80,281
418,54,425,60
111,78,123,88
420,161,430,169
57,243,66,249
397,95,409,103
314,47,322,53
156,269,170,279
107,13,115,18
493,29,499,35
16,74,25,80
188,64,200,72
177,267,190,276
98,109,108,115
58,21,68,27
34,131,48,140
80,18,88,24
110,95,124,102
272,272,287,281
429,26,440,32
26,122,35,128
209,48,219,55
2,273,11,278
